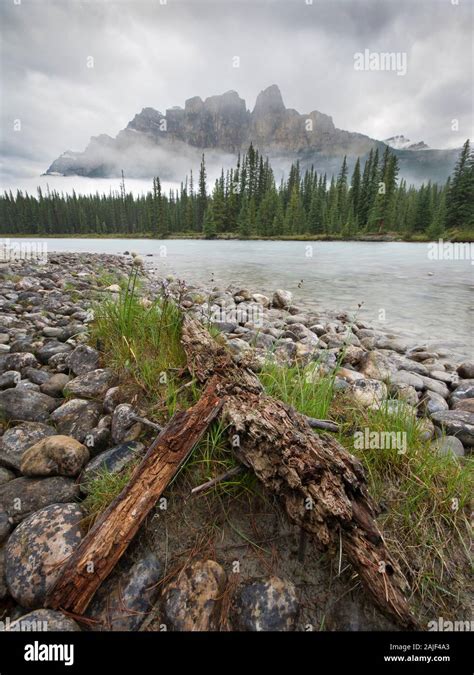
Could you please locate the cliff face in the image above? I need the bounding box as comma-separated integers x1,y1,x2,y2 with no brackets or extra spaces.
120,85,346,154
45,85,459,183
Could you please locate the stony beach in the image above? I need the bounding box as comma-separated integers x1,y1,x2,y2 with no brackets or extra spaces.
0,251,472,632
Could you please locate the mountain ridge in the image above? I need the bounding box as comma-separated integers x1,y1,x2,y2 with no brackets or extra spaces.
45,85,460,184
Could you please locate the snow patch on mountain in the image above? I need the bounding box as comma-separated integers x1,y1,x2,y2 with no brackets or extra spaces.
384,135,429,151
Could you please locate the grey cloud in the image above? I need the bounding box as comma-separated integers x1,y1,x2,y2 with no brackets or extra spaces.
0,0,472,188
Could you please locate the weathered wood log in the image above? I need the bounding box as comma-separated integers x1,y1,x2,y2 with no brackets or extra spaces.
181,316,418,629
46,377,222,615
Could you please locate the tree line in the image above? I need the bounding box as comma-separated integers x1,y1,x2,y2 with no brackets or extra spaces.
1,140,473,238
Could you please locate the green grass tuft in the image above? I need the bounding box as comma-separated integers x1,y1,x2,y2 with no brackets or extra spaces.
174,420,258,499
90,267,194,417
82,463,139,525
259,360,337,420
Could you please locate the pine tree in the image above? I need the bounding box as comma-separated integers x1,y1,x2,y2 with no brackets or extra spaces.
210,174,226,233
196,154,207,231
336,155,349,229
308,189,323,234
203,204,217,239
152,177,163,236
413,183,432,233
428,186,446,239
272,199,285,237
358,149,373,227
257,189,278,237
237,196,250,238
284,185,305,234
350,158,361,229
445,139,474,231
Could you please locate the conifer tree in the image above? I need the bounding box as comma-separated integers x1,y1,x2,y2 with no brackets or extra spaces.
197,154,207,231
445,139,474,231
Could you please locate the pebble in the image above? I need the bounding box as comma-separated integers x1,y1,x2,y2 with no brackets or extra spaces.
162,560,226,631
87,552,162,631
0,421,56,470
64,368,117,399
431,436,465,458
431,410,474,447
50,398,102,442
39,373,70,397
231,576,299,631
20,435,89,477
80,441,145,489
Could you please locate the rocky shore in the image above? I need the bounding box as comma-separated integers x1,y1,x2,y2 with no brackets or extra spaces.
0,251,472,632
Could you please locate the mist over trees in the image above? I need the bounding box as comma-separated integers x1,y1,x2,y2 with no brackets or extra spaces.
1,141,473,239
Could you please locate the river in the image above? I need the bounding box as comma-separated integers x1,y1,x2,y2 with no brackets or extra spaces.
4,238,473,359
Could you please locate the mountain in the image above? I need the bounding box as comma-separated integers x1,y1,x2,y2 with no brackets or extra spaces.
385,135,429,151
45,85,460,184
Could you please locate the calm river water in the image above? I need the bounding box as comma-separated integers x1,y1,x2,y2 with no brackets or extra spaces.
8,238,473,358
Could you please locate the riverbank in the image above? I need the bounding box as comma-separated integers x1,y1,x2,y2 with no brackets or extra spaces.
0,252,472,632
2,230,474,242
3,238,471,353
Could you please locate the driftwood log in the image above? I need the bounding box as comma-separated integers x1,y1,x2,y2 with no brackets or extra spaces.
181,316,418,629
46,378,222,615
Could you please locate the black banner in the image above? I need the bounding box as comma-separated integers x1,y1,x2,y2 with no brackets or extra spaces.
0,631,470,674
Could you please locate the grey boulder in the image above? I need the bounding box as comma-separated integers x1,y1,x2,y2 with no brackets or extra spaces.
40,373,70,397
50,398,102,442
5,503,84,608
36,341,72,364
80,441,144,490
457,361,474,379
111,403,142,444
431,436,465,458
0,476,80,523
69,344,100,376
64,368,117,399
450,380,474,406
0,388,58,423
431,410,474,447
0,421,56,470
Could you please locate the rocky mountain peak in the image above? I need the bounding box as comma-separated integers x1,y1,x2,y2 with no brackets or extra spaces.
184,96,204,114
252,84,286,117
127,108,165,134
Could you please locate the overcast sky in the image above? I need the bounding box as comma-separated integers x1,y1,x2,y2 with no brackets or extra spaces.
1,0,472,188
